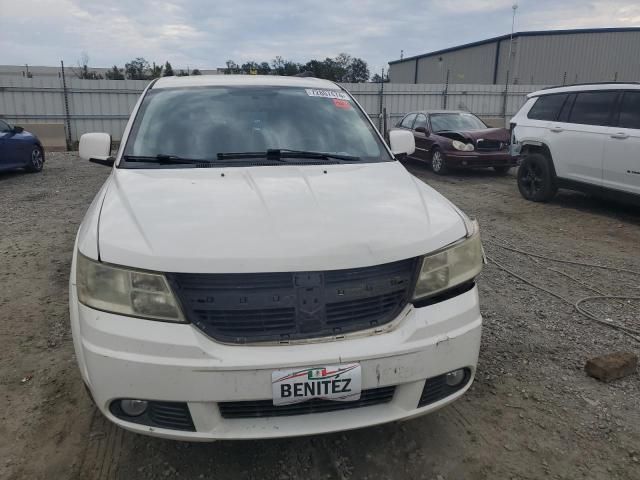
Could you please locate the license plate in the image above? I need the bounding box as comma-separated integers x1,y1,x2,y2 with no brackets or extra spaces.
271,364,362,406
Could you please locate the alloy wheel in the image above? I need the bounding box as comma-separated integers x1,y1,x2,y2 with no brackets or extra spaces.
432,151,443,172
520,163,543,197
31,148,43,170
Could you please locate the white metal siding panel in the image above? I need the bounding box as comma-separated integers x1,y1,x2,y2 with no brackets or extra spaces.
343,83,542,126
0,77,66,123
494,37,518,86
415,42,498,84
3,78,546,144
515,31,640,84
388,61,417,83
391,30,640,86
0,77,149,142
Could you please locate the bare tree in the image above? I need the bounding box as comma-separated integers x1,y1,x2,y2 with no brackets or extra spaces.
73,51,103,80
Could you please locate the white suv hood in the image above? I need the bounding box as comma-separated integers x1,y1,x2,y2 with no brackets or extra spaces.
94,162,466,273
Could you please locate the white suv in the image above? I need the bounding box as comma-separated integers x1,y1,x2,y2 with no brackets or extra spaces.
71,75,483,441
511,83,640,204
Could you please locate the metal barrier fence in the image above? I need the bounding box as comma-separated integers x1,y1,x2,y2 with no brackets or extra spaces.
1,76,547,146
0,77,149,147
349,82,549,132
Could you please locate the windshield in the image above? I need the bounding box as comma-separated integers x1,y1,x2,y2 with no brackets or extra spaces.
122,86,391,167
430,113,487,132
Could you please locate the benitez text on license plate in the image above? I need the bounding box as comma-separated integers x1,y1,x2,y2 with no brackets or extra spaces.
271,364,362,406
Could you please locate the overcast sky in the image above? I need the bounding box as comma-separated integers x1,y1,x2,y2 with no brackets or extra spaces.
1,0,639,75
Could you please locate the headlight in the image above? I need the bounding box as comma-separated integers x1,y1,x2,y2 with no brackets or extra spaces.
452,140,474,152
413,221,483,300
76,253,185,322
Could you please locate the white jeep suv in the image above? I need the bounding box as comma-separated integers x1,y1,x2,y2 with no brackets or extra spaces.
511,83,640,204
71,75,483,441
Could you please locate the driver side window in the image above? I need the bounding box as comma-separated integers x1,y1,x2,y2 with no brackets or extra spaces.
0,120,11,132
413,114,427,131
399,113,417,129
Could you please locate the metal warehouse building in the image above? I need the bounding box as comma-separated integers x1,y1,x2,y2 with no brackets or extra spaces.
389,27,640,85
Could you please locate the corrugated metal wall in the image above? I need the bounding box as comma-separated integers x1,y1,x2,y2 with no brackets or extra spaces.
390,30,640,85
1,77,543,145
515,31,640,84
416,42,498,84
0,77,149,142
387,61,416,84
345,83,544,127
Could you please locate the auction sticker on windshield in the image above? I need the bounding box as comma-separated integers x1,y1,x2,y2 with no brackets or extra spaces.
305,89,350,100
272,364,362,406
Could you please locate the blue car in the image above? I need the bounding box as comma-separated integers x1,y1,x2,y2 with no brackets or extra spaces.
0,119,45,173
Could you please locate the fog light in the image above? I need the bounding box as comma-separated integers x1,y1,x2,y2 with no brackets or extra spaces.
462,160,468,166
445,369,466,387
120,399,148,417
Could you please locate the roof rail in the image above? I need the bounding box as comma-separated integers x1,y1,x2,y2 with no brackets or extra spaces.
541,81,640,90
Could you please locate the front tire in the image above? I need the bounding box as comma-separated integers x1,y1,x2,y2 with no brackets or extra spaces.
517,153,557,202
26,146,44,173
431,148,448,175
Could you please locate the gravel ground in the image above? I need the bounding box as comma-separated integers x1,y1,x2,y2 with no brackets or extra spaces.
1,153,639,480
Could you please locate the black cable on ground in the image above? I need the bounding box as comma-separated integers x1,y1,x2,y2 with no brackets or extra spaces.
486,239,640,277
485,242,640,344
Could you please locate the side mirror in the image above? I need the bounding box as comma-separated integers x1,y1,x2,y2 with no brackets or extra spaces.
388,129,416,156
414,126,429,135
13,125,24,134
79,133,114,166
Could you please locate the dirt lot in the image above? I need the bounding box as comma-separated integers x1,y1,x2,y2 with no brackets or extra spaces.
1,153,639,480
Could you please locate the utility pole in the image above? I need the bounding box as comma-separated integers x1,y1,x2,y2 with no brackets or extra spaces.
443,69,450,109
378,68,385,132
503,2,518,122
60,60,73,150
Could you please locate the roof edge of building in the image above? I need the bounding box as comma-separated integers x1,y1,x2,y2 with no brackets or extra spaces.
388,26,640,65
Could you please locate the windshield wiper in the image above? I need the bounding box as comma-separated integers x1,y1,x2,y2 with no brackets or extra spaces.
122,154,216,165
216,149,360,163
215,151,287,162
276,149,360,162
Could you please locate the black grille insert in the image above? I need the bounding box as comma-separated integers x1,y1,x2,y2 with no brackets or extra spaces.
475,139,506,152
110,400,195,431
167,258,417,344
219,386,396,419
418,369,471,407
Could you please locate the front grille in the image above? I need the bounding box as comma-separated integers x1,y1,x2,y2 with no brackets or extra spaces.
418,369,471,407
475,139,506,152
148,402,195,431
325,291,405,326
219,386,396,419
167,258,417,344
109,400,196,431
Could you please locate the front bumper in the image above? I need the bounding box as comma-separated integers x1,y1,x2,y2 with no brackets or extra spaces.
70,285,482,441
445,150,517,168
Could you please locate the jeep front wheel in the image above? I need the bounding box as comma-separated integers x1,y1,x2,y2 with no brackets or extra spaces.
517,153,557,202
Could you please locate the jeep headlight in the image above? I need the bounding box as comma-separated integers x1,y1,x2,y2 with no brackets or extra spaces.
452,140,475,152
76,253,185,322
413,221,483,300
